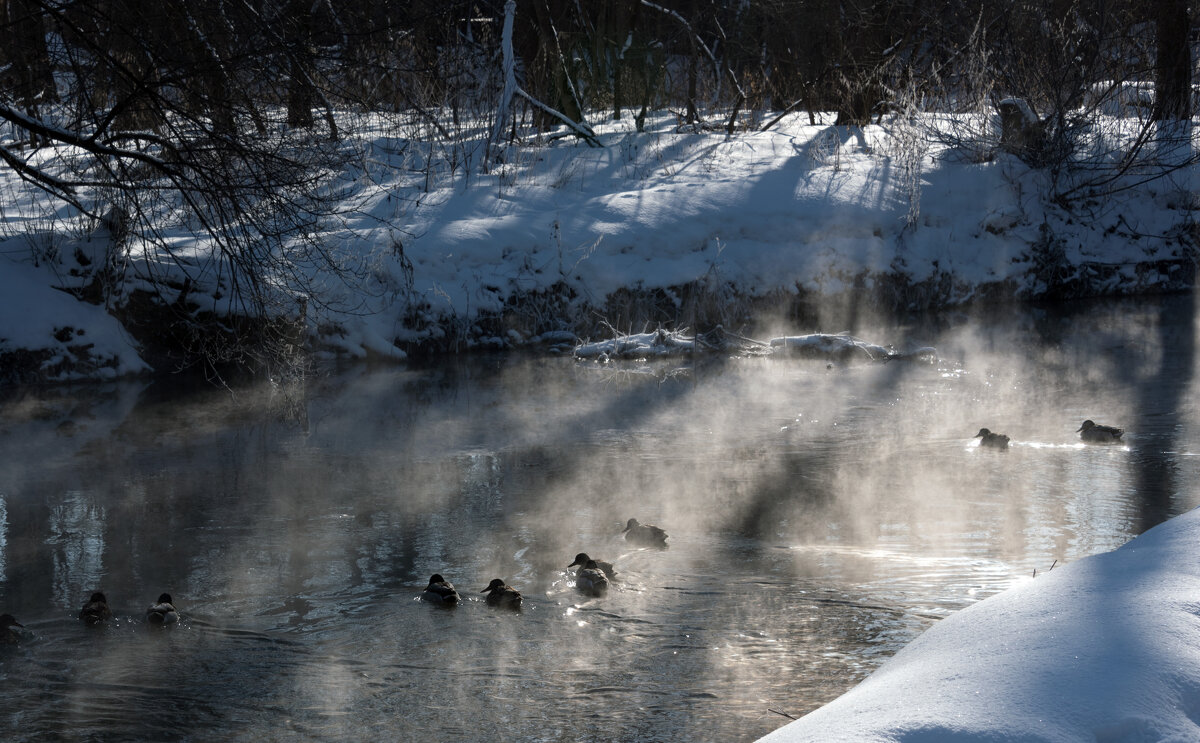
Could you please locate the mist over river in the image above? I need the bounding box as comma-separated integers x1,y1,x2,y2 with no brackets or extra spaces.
0,295,1197,742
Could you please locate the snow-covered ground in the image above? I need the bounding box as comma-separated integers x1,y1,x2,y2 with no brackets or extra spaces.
758,505,1200,742
1,112,1196,379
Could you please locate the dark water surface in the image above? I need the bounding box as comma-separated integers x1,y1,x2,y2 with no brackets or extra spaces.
1,296,1198,742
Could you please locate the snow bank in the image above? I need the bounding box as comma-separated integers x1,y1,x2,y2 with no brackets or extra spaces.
757,506,1200,743
0,259,148,381
2,111,1196,375
217,112,1196,360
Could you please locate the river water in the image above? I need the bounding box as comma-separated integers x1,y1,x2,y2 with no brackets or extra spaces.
0,296,1198,742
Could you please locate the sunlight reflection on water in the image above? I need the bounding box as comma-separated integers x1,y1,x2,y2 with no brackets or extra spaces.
0,297,1198,741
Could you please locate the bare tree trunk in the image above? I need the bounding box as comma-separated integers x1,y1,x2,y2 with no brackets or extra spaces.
286,0,315,129
685,29,699,125
1152,0,1191,121
101,0,166,132
2,0,57,109
488,0,518,166
640,0,707,126
530,0,585,127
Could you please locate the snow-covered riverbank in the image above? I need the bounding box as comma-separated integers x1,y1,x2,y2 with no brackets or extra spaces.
1,112,1196,382
757,505,1200,742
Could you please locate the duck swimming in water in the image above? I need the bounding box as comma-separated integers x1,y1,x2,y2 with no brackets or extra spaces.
481,579,523,609
623,518,668,549
575,560,610,597
0,614,24,644
568,553,616,581
974,428,1011,450
79,592,113,625
1077,420,1124,444
146,593,179,625
421,574,461,605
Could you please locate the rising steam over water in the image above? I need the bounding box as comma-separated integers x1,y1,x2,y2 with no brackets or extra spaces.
0,295,1197,741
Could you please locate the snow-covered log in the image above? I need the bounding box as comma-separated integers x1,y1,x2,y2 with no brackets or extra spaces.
768,333,936,364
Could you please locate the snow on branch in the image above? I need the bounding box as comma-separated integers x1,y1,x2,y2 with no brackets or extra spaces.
515,87,602,147
575,328,704,359
0,104,175,172
0,142,91,215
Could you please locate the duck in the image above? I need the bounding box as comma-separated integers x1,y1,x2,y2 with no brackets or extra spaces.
567,553,617,581
1077,419,1124,444
974,428,1011,450
575,560,610,597
623,518,668,549
0,614,24,644
146,593,179,625
79,592,113,625
481,578,523,609
421,574,461,605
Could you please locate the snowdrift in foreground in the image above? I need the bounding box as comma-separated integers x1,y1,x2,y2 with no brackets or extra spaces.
757,506,1200,743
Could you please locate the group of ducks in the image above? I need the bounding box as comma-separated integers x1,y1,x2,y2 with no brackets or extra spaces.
2,519,670,641
0,422,1128,643
1,420,1121,641
77,591,180,627
1,591,179,644
420,517,669,610
974,419,1125,450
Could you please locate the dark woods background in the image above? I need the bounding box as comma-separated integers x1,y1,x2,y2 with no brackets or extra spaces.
2,1,1192,145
